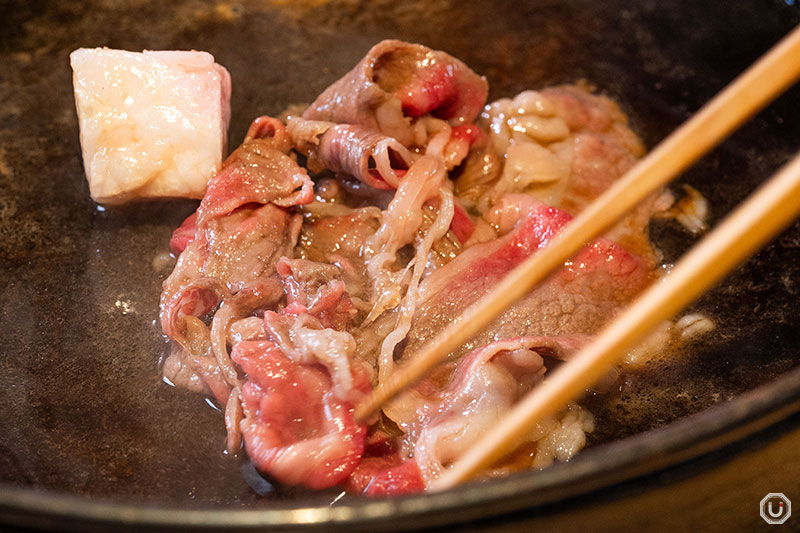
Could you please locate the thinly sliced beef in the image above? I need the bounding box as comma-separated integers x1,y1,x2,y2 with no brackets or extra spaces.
410,338,548,484
160,251,222,340
160,117,315,421
378,336,584,489
303,40,487,146
202,205,300,300
160,204,301,338
160,314,233,403
347,455,425,496
232,340,368,489
288,118,415,190
243,115,291,151
540,86,644,153
352,335,586,494
198,137,314,224
404,194,654,360
387,336,574,437
565,131,671,258
295,207,381,304
533,86,666,258
276,257,358,330
316,124,414,189
161,117,313,339
156,42,669,496
162,338,231,402
169,212,198,254
449,198,475,244
297,208,381,264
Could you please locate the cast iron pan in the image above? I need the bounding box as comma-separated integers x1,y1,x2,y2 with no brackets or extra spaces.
1,0,799,530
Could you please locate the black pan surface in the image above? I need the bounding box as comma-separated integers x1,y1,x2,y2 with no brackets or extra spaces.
1,0,799,530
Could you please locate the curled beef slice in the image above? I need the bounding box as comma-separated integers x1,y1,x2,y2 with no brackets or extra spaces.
161,121,310,337
387,335,581,441
411,338,546,484
232,340,367,489
303,40,487,145
319,124,413,190
243,115,291,152
160,241,222,340
376,336,583,489
161,204,300,335
404,195,653,359
287,118,414,190
198,137,314,224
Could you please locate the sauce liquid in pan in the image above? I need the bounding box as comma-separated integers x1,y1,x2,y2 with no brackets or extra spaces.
1,0,799,507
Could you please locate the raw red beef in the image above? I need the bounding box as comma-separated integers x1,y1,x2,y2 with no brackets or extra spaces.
233,340,369,489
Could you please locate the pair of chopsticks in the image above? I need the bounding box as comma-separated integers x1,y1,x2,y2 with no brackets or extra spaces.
354,24,800,489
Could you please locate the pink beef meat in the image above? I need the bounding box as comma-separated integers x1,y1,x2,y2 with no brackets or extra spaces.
160,118,314,339
316,124,412,190
197,135,314,225
232,340,368,489
303,40,487,146
347,455,425,497
404,194,655,360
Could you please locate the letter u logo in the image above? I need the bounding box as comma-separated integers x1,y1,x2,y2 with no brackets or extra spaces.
768,501,785,518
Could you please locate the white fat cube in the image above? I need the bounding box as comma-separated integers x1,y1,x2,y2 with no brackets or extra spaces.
70,48,232,204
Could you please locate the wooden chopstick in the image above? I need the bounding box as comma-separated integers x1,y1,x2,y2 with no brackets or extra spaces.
432,150,800,490
354,24,800,422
